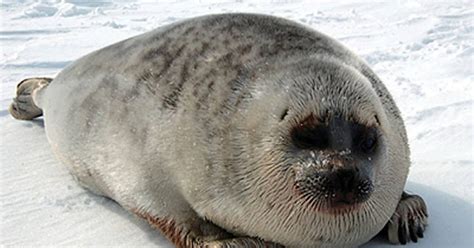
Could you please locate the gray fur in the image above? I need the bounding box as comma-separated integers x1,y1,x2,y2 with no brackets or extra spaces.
12,13,422,247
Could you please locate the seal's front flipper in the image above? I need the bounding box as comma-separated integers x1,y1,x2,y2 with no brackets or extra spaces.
386,192,428,245
133,209,228,247
9,77,52,120
132,209,281,248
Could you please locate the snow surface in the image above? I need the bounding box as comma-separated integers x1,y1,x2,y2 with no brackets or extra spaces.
1,0,472,247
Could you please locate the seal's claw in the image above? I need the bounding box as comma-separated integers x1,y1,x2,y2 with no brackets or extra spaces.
387,192,428,245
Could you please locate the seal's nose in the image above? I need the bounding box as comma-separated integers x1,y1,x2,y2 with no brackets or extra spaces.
328,168,372,205
331,168,357,204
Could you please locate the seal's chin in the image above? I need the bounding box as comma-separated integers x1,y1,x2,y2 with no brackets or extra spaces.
295,191,368,215
323,199,365,215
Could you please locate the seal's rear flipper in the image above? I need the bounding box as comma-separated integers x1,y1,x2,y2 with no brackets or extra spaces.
9,77,52,120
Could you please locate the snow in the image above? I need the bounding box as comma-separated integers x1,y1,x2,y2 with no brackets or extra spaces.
1,0,472,247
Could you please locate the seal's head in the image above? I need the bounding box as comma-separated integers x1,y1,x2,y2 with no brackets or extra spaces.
219,56,409,247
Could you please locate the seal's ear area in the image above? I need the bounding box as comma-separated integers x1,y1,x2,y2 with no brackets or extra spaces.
279,108,289,121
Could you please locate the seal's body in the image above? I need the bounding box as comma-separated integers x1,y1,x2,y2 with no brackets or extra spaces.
9,14,427,247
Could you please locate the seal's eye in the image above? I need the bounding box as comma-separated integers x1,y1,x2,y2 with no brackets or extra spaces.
352,123,378,154
291,125,329,150
360,131,377,154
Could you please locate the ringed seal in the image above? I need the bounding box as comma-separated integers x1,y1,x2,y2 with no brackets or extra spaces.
9,13,428,247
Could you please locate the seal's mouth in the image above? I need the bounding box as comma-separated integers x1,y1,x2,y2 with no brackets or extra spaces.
293,182,372,215
293,163,374,215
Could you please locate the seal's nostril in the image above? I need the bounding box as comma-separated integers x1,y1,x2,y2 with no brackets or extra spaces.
323,168,373,205
334,169,356,191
